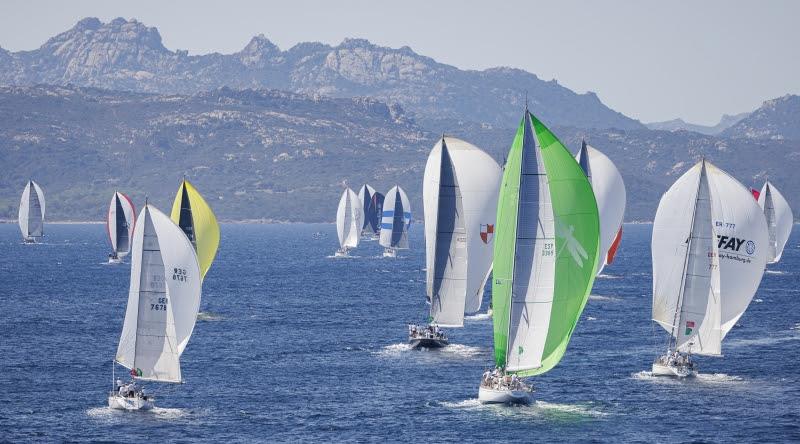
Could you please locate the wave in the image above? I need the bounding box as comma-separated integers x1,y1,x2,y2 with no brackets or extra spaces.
791,323,800,331
197,311,223,321
727,335,799,348
374,343,413,357
765,270,786,275
86,405,193,419
465,312,492,321
441,344,485,358
586,316,597,321
695,373,744,384
588,295,621,302
754,298,763,303
596,273,622,279
631,370,744,385
441,399,607,418
535,400,608,418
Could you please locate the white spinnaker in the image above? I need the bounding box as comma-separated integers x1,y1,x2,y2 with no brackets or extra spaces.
108,192,136,257
18,181,45,239
653,162,767,350
576,143,626,274
336,188,362,249
506,113,556,372
424,137,501,326
380,186,411,249
758,182,793,263
115,205,202,383
706,164,767,338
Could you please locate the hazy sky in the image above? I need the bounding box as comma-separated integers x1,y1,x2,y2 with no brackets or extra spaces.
1,0,798,125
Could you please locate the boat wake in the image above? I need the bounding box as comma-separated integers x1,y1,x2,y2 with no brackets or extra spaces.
588,294,620,302
465,312,492,321
695,373,744,384
727,334,799,348
535,400,608,418
197,311,224,321
373,343,485,359
791,323,800,331
440,344,485,358
441,399,607,418
374,343,413,357
632,370,744,385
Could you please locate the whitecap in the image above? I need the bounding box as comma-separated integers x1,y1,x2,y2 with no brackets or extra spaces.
465,312,492,321
596,274,621,279
440,344,485,358
374,343,413,357
765,270,785,275
535,400,608,418
588,295,620,302
197,312,223,321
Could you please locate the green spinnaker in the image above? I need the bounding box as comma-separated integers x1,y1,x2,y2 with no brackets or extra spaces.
492,111,600,376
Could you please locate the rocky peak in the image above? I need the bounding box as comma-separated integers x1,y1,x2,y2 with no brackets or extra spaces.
238,34,282,67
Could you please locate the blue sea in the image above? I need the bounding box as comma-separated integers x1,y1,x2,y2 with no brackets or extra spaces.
0,223,798,442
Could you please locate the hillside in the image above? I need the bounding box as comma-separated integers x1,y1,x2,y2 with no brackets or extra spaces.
722,95,800,141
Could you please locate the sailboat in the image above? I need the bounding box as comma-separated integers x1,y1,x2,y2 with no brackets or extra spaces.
651,160,767,377
755,181,793,264
170,179,220,280
379,185,411,258
106,191,136,264
335,188,364,257
479,109,600,404
576,141,626,274
18,180,45,243
412,136,500,348
357,184,384,238
108,204,202,410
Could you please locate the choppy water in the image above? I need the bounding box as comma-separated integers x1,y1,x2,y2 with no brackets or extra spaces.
0,223,798,442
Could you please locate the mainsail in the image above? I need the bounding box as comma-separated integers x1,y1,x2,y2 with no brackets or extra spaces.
380,186,411,250
18,180,45,240
107,191,136,258
576,141,626,274
115,205,202,383
170,180,220,280
757,181,793,263
492,111,600,376
652,161,767,355
336,188,363,250
424,137,501,327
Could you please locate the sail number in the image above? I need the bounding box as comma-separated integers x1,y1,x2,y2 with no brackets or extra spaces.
715,221,735,229
542,242,554,257
173,268,189,282
151,297,169,311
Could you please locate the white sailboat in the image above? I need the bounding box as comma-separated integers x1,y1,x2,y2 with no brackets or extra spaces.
576,141,626,274
357,184,383,238
108,204,202,410
335,188,364,257
379,185,411,258
411,137,500,348
106,191,136,264
18,180,45,243
651,160,767,377
756,181,793,264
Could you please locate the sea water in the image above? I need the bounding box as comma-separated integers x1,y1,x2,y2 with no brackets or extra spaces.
0,224,798,441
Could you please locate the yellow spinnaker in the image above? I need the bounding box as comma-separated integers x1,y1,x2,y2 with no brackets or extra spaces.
170,179,220,280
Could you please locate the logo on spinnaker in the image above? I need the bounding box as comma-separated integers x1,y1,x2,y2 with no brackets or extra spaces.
684,321,695,336
130,368,143,377
555,220,589,267
480,224,494,244
518,346,524,355
746,241,755,255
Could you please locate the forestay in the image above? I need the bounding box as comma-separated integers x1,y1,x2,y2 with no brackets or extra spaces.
757,181,793,263
424,137,501,327
115,205,202,383
380,186,411,249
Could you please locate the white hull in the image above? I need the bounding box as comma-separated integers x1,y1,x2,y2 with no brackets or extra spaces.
108,256,123,264
107,394,154,411
478,386,530,404
22,237,38,244
651,362,696,378
334,249,349,258
383,248,397,258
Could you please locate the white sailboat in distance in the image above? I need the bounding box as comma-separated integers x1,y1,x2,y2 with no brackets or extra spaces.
335,188,364,257
410,136,500,348
576,141,626,275
651,160,767,377
379,185,411,258
755,181,793,264
108,203,202,410
18,180,45,243
106,191,136,264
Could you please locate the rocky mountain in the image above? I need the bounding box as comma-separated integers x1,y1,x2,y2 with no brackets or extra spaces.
0,17,643,130
722,95,800,141
1,85,798,223
646,112,749,135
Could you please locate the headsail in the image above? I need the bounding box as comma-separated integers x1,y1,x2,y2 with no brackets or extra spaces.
652,161,767,354
757,181,793,263
424,137,501,327
576,141,626,274
336,188,363,249
115,205,202,383
170,180,220,280
107,192,136,257
492,111,599,376
357,184,380,235
18,180,45,240
379,186,411,249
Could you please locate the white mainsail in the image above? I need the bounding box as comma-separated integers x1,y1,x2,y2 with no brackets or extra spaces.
652,161,767,355
107,192,136,258
336,188,363,250
423,137,501,327
757,181,793,263
380,185,411,250
576,142,626,274
115,205,202,383
18,180,45,241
